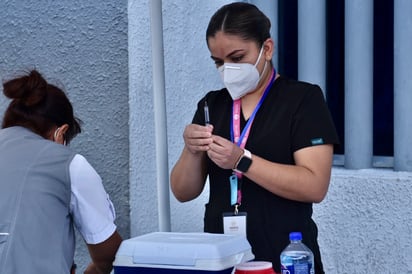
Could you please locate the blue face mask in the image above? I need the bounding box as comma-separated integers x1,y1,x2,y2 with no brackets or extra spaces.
218,46,266,100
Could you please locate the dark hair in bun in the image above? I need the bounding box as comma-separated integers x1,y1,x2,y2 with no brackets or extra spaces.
2,69,81,144
206,2,271,48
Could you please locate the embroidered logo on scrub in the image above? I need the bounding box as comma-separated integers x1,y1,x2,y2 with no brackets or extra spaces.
311,137,324,145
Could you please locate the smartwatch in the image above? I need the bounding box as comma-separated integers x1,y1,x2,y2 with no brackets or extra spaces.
233,149,253,173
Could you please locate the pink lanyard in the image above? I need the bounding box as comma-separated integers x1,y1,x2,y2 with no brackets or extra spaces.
231,68,276,165
229,69,276,210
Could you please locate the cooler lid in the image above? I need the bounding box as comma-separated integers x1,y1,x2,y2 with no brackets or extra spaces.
117,232,252,267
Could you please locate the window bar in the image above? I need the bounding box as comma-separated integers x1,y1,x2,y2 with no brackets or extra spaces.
344,0,374,169
394,0,412,171
298,0,326,97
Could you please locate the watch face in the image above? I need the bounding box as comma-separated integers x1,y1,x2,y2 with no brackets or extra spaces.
237,156,252,172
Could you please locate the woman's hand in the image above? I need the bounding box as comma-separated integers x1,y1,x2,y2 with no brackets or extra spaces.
207,135,243,170
170,123,212,201
183,124,214,154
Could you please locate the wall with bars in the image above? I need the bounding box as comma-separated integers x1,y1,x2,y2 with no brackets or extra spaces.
284,2,412,271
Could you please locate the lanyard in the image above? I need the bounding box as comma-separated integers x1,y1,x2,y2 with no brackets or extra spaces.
229,68,276,213
230,68,276,157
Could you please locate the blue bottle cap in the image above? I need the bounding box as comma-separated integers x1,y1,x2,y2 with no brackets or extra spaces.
289,232,302,241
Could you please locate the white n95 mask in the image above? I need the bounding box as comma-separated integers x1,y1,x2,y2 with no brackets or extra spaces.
218,46,265,100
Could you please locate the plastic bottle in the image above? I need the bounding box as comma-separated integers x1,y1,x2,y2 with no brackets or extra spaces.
280,232,314,274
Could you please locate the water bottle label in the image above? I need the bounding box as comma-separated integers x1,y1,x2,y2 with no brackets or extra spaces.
281,263,312,274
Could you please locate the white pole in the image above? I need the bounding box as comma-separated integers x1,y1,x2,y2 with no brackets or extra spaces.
149,0,171,231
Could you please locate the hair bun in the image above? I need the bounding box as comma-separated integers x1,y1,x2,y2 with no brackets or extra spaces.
3,69,47,106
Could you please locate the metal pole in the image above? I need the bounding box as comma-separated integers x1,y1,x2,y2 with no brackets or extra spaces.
344,0,374,169
394,0,412,171
149,0,171,231
298,0,326,95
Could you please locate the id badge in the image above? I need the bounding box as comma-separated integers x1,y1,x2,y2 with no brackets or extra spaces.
223,212,247,236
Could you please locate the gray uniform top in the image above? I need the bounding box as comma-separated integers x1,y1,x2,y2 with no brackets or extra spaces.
0,126,76,274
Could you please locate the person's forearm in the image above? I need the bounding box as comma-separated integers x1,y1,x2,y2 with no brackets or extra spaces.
244,145,333,203
86,231,122,274
84,262,112,274
171,147,207,202
84,263,101,274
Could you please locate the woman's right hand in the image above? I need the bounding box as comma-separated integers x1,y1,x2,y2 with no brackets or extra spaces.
183,124,214,154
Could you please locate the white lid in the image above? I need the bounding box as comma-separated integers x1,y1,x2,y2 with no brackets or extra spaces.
114,232,254,269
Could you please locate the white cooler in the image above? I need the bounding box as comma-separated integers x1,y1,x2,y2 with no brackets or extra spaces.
113,232,255,274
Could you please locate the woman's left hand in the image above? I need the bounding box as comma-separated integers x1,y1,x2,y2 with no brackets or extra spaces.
207,135,243,170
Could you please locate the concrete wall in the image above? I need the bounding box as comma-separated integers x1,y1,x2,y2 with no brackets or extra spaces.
0,0,129,272
315,168,412,273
